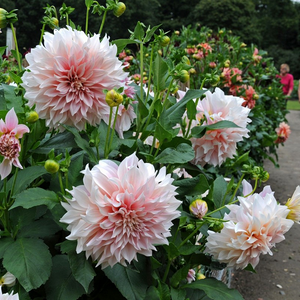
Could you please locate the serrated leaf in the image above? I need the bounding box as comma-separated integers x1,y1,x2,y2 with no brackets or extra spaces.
68,251,96,293
153,54,169,92
104,263,148,300
170,264,190,288
1,83,24,113
154,143,194,164
45,255,85,300
10,188,59,210
212,176,227,209
5,166,48,195
3,238,52,291
113,38,137,53
183,278,244,300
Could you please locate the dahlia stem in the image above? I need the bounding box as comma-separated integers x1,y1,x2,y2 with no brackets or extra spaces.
39,23,46,45
10,23,22,72
98,10,107,36
145,45,154,103
179,222,204,248
104,107,113,158
108,105,119,155
228,173,245,203
162,259,172,283
244,177,259,198
8,168,19,206
58,171,65,195
85,6,90,35
161,78,174,111
139,43,144,104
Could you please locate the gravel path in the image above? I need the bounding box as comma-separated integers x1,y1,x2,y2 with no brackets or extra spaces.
232,110,300,300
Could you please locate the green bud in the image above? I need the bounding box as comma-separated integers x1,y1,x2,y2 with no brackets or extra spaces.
45,160,60,174
105,89,123,107
159,35,170,47
178,70,190,83
25,111,39,123
49,17,59,29
113,2,126,17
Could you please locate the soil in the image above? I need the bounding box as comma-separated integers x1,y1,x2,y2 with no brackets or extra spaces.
231,110,300,300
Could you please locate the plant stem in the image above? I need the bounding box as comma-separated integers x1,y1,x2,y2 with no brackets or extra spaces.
85,6,90,35
104,107,113,158
108,105,119,153
10,23,22,72
140,43,144,104
162,259,172,283
39,23,46,45
98,10,107,36
145,45,155,103
179,222,204,248
58,171,65,195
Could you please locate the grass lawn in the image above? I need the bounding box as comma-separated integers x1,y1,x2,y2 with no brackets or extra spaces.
287,100,300,110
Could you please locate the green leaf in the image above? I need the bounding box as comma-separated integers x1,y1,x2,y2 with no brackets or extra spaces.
64,125,97,163
144,286,160,300
163,242,180,260
133,21,145,41
170,287,186,300
3,238,52,291
186,99,197,121
212,176,228,209
154,120,174,144
104,263,148,300
191,120,240,138
67,153,84,187
45,255,85,300
10,188,59,210
144,24,161,43
153,54,169,92
157,281,170,300
154,143,194,164
85,0,93,9
0,237,14,258
170,264,190,288
174,174,210,197
1,83,24,113
243,263,257,273
33,131,77,154
160,89,205,130
5,166,48,195
183,278,244,300
17,217,61,238
68,251,96,293
113,38,137,53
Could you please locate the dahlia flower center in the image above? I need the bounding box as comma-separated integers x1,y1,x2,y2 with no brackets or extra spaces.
0,133,20,159
119,207,144,233
70,75,85,93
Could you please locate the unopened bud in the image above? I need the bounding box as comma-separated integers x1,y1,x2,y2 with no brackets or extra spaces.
45,160,60,174
196,273,206,280
189,68,196,75
174,30,180,35
253,94,259,100
49,17,59,29
113,2,126,17
210,221,224,232
159,36,170,47
178,70,190,83
25,111,39,123
209,62,216,68
189,199,208,219
105,89,123,107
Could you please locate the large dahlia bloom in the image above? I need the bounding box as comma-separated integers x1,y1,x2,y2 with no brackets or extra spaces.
60,153,181,268
0,108,29,180
205,181,293,269
183,88,251,166
22,27,128,131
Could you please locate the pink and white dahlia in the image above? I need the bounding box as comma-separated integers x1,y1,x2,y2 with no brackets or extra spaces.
0,287,19,300
0,108,29,180
286,185,300,223
189,88,251,166
275,122,291,144
205,181,293,269
22,26,128,131
60,153,181,268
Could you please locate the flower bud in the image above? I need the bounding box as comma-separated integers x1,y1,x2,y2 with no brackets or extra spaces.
178,70,190,83
189,199,208,219
261,171,269,182
253,93,259,100
240,43,247,48
219,30,224,34
45,160,60,174
174,30,180,35
113,2,126,17
189,68,196,75
105,89,123,107
210,221,224,232
0,8,8,28
49,17,59,29
209,62,216,68
181,56,191,65
159,36,170,47
25,111,39,123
